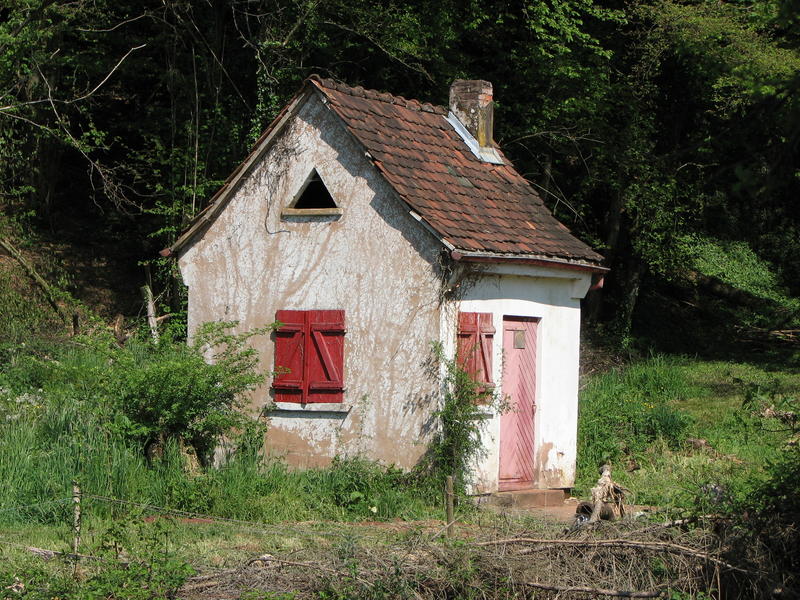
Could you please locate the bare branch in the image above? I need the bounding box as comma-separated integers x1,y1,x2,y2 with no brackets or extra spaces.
473,537,748,573
521,581,665,598
282,0,323,47
76,13,149,32
0,45,146,115
69,44,147,104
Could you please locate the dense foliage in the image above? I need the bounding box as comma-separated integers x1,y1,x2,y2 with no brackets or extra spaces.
418,343,498,493
577,355,693,475
109,322,272,464
1,0,799,340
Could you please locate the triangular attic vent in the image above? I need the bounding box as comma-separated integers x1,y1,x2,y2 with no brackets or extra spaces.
291,170,337,209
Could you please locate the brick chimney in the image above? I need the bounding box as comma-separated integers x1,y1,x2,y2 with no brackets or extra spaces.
449,80,494,148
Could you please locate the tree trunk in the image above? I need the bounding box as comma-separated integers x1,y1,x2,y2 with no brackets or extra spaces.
614,256,645,341
585,190,625,323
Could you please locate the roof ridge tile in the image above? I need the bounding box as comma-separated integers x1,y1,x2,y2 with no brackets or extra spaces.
310,75,447,115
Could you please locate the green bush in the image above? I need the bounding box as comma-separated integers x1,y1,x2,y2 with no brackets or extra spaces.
577,355,694,477
107,321,274,464
0,320,444,525
711,392,800,597
0,321,274,520
0,520,194,600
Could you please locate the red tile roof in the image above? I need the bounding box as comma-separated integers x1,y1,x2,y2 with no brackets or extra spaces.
308,76,603,265
165,76,603,267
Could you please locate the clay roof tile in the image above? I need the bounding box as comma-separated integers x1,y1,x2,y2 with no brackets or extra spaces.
309,77,602,263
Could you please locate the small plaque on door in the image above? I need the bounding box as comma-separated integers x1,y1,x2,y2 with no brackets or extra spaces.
514,330,526,349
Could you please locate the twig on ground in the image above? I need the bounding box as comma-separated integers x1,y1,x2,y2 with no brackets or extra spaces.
521,581,666,598
474,537,747,572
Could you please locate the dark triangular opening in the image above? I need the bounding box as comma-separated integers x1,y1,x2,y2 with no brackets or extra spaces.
293,171,337,209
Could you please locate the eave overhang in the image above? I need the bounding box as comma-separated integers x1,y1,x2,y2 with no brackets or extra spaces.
450,250,609,274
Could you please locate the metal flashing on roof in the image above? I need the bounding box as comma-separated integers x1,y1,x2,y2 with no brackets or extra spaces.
409,210,455,251
446,112,504,165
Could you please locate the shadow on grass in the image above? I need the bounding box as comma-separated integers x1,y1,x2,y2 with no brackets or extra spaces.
631,273,800,369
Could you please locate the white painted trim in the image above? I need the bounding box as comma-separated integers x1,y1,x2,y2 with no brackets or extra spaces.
472,261,594,297
268,402,352,414
454,250,607,273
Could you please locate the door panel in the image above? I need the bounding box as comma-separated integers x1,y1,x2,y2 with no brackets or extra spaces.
499,317,538,490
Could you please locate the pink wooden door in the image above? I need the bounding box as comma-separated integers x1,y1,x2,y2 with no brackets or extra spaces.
499,317,538,491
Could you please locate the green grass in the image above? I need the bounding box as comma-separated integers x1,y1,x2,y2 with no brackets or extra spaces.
576,355,800,508
0,404,442,526
0,318,445,527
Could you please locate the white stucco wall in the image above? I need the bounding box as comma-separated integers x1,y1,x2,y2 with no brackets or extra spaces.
176,89,595,489
441,264,592,492
177,91,445,468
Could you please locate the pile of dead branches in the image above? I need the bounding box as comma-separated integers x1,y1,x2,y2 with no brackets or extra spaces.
179,516,759,599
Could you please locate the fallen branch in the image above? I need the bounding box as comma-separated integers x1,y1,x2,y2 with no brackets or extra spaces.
182,554,376,596
474,537,745,572
620,517,710,537
522,581,664,598
180,579,222,592
0,237,69,322
24,545,106,562
250,556,373,586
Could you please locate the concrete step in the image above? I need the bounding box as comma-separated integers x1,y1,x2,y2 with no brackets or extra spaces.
488,488,566,509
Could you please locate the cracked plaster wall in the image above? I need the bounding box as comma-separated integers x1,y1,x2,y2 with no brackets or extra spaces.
178,93,445,469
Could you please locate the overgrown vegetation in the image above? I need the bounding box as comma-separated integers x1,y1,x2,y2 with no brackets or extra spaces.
2,0,800,335
109,321,273,465
577,357,800,511
3,1,800,595
0,518,195,600
417,343,497,494
0,339,443,525
577,355,694,474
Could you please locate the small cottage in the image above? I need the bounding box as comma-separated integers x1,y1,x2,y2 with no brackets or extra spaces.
162,77,605,493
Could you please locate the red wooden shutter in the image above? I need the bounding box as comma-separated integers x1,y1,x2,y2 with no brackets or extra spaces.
457,312,495,386
273,310,305,402
272,309,345,403
306,310,345,403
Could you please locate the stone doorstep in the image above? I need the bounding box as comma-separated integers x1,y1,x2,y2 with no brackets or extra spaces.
486,488,567,509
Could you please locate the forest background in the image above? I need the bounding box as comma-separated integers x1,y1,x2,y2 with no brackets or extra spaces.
2,0,800,348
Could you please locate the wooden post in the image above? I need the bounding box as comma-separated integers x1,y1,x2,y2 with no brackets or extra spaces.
141,284,159,343
445,475,455,538
71,481,81,568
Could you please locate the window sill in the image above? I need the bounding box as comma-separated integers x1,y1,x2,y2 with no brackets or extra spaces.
281,208,343,218
267,401,352,414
